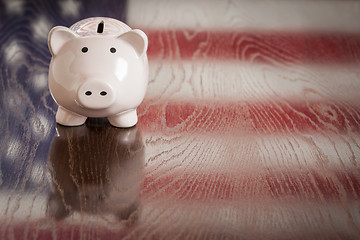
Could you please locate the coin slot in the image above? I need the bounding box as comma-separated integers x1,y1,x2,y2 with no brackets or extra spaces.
97,21,104,33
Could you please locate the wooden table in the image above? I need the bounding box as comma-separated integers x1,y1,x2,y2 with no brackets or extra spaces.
1,0,360,239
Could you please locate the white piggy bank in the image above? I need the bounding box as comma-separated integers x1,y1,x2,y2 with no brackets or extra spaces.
48,17,148,128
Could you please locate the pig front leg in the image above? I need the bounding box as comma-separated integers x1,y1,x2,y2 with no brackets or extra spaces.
56,106,87,126
108,109,138,128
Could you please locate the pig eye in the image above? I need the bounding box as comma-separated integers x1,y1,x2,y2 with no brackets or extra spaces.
81,47,88,53
110,47,116,53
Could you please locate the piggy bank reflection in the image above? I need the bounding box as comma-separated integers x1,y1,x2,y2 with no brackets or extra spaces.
47,119,144,221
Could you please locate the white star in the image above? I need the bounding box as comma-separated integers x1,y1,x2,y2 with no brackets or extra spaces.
2,0,25,15
59,0,82,17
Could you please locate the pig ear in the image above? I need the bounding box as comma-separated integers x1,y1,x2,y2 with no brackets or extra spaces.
48,26,78,56
118,29,148,57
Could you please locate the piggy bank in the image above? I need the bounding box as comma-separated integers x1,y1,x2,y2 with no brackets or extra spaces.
48,17,148,128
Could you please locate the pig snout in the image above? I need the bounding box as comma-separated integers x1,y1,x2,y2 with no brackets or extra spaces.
77,80,115,109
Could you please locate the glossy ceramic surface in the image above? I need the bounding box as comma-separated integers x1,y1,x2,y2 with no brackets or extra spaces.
48,17,148,127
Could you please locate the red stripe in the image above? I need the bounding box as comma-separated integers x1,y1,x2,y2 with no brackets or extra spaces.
145,30,360,64
141,168,360,202
138,100,360,134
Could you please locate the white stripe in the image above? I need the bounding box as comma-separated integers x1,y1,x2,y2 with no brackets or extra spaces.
0,192,47,220
2,192,359,238
146,61,360,104
136,199,360,238
128,0,360,33
143,133,360,171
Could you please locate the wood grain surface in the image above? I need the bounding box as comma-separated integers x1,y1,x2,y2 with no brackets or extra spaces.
0,0,360,239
